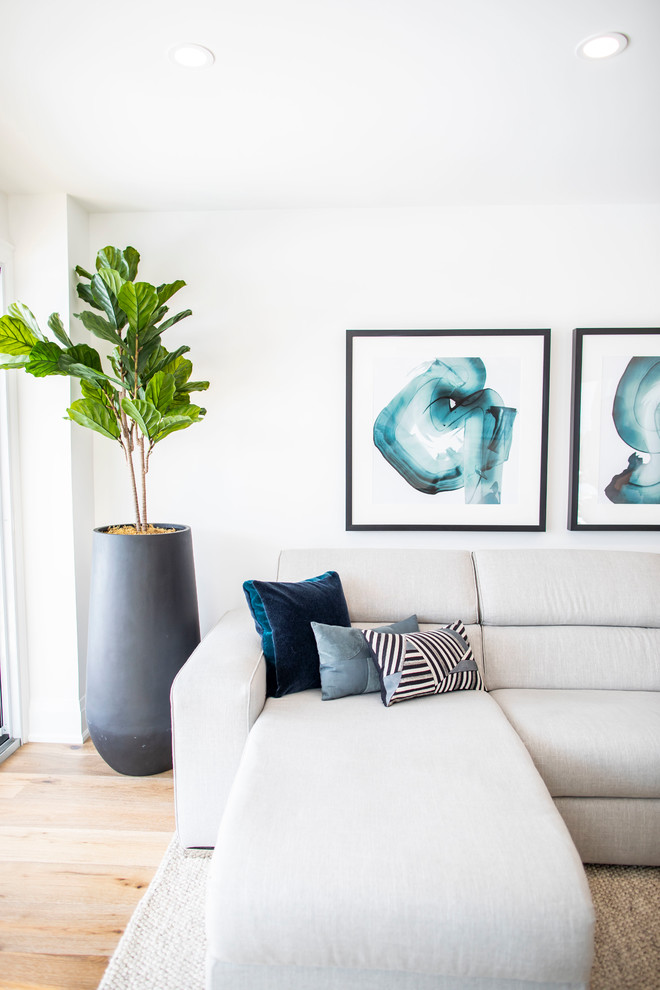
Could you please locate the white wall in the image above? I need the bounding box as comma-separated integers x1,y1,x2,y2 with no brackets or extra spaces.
0,193,9,242
8,194,90,742
88,205,660,635
66,196,94,723
0,192,26,741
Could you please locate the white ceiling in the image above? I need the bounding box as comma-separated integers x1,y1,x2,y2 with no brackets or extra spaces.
0,0,658,213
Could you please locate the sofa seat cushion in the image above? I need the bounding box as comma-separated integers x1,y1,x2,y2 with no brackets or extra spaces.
491,689,660,799
207,690,594,988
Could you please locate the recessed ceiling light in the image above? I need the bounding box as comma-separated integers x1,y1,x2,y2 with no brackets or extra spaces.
576,32,629,60
169,44,215,69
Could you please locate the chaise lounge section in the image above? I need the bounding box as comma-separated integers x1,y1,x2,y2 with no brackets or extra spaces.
473,549,660,866
171,548,660,990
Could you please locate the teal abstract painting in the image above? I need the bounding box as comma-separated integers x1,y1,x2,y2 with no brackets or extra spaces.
373,357,517,505
568,329,660,530
346,330,550,531
606,356,660,505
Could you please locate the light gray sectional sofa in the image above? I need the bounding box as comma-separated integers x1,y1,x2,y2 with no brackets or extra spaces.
171,548,660,990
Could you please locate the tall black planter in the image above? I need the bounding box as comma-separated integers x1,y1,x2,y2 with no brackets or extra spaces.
86,524,200,776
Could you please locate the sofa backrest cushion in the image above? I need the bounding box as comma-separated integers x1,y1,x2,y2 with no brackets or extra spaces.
473,549,660,691
481,625,660,690
473,549,660,627
278,549,479,625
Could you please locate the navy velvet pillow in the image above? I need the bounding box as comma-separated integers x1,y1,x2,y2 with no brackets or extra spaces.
243,570,351,698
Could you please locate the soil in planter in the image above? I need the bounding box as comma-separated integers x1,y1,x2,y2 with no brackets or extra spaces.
106,524,177,535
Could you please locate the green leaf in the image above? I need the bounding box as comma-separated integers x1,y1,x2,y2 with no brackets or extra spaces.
90,273,122,328
150,304,168,326
88,271,128,332
63,343,103,371
117,281,158,333
8,302,45,340
171,357,193,387
0,315,38,355
95,245,140,282
81,378,114,403
123,246,140,281
75,264,94,279
0,354,30,370
121,397,161,440
137,335,164,374
152,414,195,443
178,379,210,394
57,344,110,385
26,340,65,377
147,345,190,378
76,282,104,311
161,358,209,398
96,246,129,278
48,313,73,347
68,398,121,440
145,371,175,413
138,342,165,379
156,280,186,306
64,363,105,384
169,401,206,420
155,308,192,334
123,326,161,374
181,403,205,420
153,403,205,443
76,310,123,346
96,266,126,298
56,344,125,389
139,322,164,350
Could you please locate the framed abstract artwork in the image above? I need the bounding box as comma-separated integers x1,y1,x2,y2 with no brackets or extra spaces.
346,329,550,531
568,328,660,530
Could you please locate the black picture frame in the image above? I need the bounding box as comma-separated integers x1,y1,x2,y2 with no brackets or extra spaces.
568,328,660,531
346,329,550,531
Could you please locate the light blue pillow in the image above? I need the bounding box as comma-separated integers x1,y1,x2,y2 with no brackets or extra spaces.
312,615,419,701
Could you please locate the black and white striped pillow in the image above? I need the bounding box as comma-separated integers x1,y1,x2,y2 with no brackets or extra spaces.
362,622,484,707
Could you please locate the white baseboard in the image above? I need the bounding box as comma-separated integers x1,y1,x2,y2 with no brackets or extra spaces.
28,696,87,744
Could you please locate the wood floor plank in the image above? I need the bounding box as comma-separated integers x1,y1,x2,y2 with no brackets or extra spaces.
1,772,175,831
0,776,29,798
1,860,164,956
0,826,171,865
0,741,154,778
0,951,107,990
1,742,113,776
0,739,174,988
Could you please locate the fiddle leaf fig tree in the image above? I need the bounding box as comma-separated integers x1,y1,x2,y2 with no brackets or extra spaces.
0,245,209,533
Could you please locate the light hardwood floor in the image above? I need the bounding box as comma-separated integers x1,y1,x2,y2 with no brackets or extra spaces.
0,739,175,990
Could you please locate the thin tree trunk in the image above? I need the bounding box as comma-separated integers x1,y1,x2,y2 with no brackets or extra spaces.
138,435,148,530
125,440,143,532
119,398,142,532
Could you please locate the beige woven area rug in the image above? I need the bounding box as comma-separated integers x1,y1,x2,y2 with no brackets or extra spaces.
98,839,660,990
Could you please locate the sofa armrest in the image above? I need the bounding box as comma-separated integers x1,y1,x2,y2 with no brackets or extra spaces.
171,605,266,848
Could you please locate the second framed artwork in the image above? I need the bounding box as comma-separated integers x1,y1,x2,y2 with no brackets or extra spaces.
569,328,660,530
346,329,550,531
